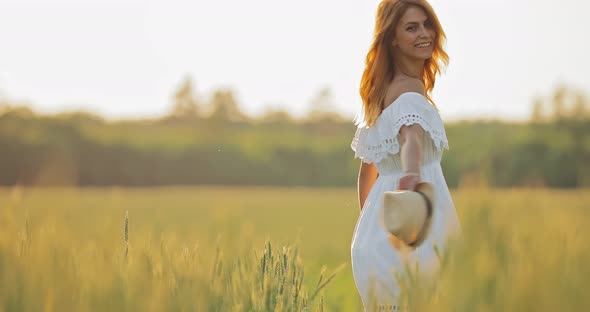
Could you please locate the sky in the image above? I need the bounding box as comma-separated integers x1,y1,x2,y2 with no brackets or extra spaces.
0,0,588,121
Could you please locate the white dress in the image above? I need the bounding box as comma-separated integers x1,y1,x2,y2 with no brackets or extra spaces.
350,92,462,311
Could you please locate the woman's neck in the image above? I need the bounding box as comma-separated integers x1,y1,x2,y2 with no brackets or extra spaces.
392,57,424,81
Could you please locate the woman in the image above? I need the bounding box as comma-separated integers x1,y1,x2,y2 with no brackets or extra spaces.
350,0,462,310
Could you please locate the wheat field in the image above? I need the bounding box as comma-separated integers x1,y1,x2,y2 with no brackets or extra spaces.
1,186,589,311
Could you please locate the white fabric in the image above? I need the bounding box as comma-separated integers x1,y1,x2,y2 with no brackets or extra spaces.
350,92,462,311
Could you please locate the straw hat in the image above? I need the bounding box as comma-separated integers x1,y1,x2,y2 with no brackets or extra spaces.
380,182,435,248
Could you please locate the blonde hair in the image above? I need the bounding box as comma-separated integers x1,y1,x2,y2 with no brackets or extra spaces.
356,0,449,128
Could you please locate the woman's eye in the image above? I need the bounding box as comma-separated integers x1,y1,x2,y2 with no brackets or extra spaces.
407,26,416,31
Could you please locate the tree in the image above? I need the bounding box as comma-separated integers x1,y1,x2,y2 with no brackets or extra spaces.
170,76,201,119
208,88,247,122
530,95,545,123
551,85,567,122
572,93,589,121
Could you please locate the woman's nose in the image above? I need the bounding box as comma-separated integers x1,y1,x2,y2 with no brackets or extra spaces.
418,26,430,38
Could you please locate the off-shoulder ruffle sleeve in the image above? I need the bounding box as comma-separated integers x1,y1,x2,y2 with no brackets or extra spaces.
350,92,449,163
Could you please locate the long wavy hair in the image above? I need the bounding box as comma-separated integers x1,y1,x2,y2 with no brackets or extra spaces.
355,0,449,128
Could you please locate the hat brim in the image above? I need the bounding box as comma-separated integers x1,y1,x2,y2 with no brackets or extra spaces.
415,182,434,204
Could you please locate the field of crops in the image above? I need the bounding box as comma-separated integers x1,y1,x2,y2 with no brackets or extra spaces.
1,186,589,311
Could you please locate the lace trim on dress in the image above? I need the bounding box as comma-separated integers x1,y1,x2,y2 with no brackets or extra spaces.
350,93,449,164
350,127,401,164
392,113,449,152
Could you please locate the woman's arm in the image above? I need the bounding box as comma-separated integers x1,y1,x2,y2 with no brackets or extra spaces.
398,124,424,190
358,161,378,211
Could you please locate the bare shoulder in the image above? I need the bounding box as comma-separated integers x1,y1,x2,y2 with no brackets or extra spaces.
396,77,425,94
384,77,425,108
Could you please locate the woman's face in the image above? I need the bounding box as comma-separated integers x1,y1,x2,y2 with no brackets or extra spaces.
391,6,436,61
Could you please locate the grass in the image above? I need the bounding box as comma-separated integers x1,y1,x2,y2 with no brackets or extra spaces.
0,186,589,311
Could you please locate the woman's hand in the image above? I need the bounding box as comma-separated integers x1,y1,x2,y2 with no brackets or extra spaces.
397,172,420,191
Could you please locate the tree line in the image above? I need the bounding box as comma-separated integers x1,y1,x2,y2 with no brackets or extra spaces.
0,82,588,188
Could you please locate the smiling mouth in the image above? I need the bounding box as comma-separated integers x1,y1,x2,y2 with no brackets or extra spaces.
415,42,432,48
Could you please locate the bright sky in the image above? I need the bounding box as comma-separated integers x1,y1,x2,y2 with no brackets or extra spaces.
0,0,588,121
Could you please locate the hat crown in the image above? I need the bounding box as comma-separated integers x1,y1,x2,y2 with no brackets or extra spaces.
381,182,434,247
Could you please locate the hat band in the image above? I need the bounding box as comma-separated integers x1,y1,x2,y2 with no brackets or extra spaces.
407,189,433,247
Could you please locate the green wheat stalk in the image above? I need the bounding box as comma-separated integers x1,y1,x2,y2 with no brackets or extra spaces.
124,210,129,259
